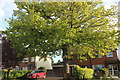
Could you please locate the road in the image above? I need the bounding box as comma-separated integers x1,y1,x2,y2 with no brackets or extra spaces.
15,77,63,80
36,77,63,80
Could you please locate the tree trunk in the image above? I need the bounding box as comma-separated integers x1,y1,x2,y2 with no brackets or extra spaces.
89,56,92,68
7,68,10,79
7,70,10,79
62,45,70,79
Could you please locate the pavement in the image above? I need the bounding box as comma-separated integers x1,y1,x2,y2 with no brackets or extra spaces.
111,76,120,80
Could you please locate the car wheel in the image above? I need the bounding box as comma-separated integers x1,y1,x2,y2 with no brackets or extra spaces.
36,75,39,79
43,75,46,79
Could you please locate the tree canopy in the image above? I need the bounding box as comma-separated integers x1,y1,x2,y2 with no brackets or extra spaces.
6,2,118,59
5,2,119,77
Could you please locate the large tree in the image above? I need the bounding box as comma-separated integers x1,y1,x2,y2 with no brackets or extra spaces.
5,2,119,78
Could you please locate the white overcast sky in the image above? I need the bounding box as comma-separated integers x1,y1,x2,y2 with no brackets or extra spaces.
0,0,120,63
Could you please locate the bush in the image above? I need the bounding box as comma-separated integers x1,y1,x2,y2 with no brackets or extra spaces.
93,68,110,79
2,70,32,79
74,65,94,79
38,67,46,72
101,68,109,77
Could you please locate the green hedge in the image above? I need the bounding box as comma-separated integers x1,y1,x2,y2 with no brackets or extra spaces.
0,70,2,78
38,67,46,72
2,70,32,79
101,68,109,77
74,65,94,79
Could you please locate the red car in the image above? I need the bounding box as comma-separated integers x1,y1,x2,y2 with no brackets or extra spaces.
27,70,46,79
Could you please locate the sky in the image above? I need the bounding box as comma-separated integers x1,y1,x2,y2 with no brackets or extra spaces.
0,0,120,63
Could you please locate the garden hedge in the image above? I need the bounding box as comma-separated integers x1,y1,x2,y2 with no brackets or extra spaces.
2,70,32,79
74,65,94,79
38,66,46,72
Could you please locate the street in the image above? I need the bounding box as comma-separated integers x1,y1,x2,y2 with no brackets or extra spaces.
15,77,63,80
36,77,63,80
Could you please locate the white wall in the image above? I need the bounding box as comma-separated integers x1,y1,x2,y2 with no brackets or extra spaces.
117,46,120,61
35,56,52,70
22,67,28,70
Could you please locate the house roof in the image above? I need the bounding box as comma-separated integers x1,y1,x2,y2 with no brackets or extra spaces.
106,58,120,64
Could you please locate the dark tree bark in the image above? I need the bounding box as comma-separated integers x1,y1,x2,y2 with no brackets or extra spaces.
6,68,10,79
62,45,70,79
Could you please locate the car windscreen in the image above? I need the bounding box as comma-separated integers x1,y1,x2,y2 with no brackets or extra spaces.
31,70,44,73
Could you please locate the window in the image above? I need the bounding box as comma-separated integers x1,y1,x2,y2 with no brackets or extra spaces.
31,70,44,73
22,58,29,62
93,65,104,70
0,40,1,44
107,52,113,57
19,67,22,70
22,67,28,70
108,65,118,76
81,66,88,68
31,57,35,62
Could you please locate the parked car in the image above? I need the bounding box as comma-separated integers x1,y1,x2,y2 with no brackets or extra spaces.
27,70,46,79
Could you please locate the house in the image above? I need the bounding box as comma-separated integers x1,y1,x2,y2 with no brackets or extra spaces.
14,56,52,70
52,50,120,77
52,62,76,77
0,33,52,71
117,45,120,61
70,50,120,76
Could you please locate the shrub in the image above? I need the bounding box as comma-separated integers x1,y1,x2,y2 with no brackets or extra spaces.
74,65,94,79
3,69,8,72
93,68,110,79
101,68,109,77
38,67,46,72
2,70,32,79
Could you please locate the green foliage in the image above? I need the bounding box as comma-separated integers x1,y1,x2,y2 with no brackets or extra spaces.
100,77,110,80
58,60,61,63
100,76,114,80
38,67,46,72
93,68,110,79
74,65,94,79
0,70,2,78
101,68,109,77
3,69,8,72
2,70,32,79
5,2,118,60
